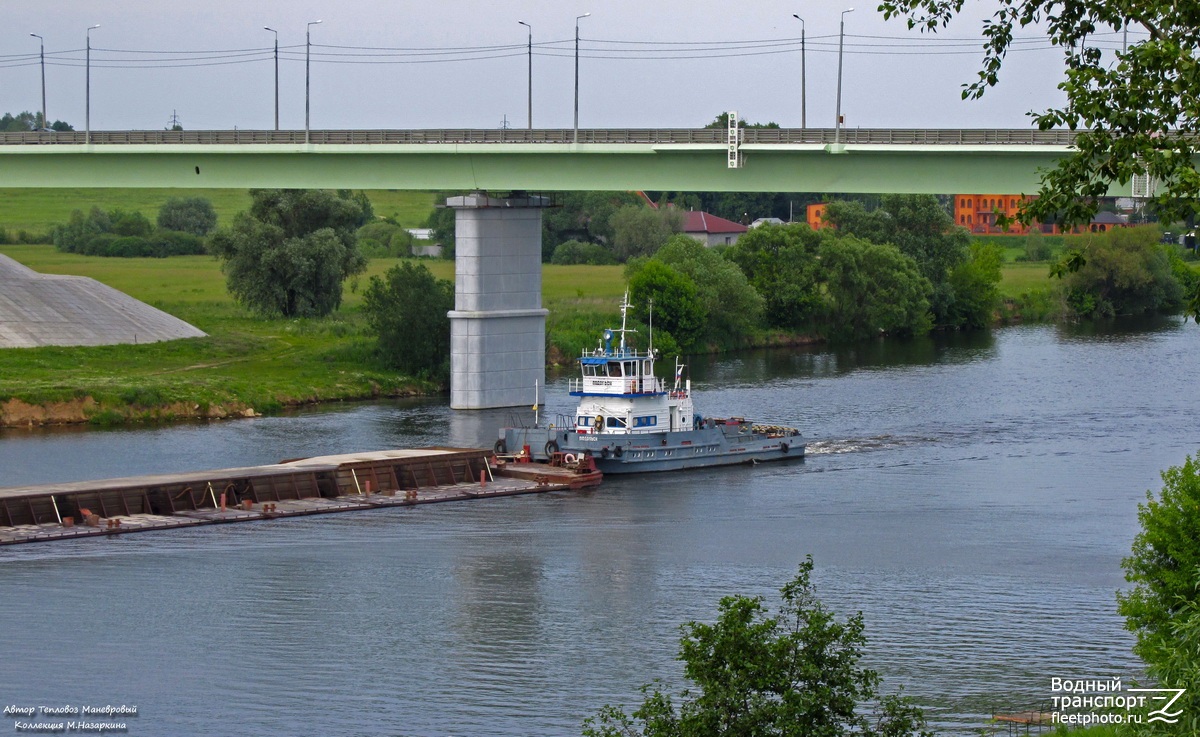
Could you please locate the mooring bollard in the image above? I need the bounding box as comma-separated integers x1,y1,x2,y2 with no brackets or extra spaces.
480,470,486,490
219,491,227,512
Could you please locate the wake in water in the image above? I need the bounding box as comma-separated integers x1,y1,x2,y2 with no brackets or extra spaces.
805,435,935,455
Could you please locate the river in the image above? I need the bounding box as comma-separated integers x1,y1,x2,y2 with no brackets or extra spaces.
1,319,1196,736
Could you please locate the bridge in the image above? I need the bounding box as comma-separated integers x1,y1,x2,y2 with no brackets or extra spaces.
0,127,1084,194
0,126,1097,410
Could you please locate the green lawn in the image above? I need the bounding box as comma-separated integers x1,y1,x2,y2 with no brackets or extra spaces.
0,245,630,423
999,262,1054,298
0,188,439,236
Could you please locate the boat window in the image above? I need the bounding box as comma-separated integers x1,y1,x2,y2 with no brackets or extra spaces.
606,416,626,428
583,365,598,377
624,361,636,377
577,416,592,427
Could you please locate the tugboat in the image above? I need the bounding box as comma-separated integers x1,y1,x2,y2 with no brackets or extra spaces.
497,293,804,474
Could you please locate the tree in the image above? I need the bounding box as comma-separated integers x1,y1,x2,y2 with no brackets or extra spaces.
362,262,454,381
0,111,72,132
207,189,370,318
1118,452,1200,734
818,236,933,342
878,2,1200,227
1059,226,1183,318
825,195,989,329
610,205,682,262
653,235,764,347
704,112,781,129
157,197,218,236
582,557,933,737
626,260,706,350
726,223,824,330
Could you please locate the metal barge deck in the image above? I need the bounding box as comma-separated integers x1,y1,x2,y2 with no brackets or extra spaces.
0,448,601,546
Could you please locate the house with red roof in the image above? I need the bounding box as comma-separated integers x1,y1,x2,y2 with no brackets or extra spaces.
681,210,748,247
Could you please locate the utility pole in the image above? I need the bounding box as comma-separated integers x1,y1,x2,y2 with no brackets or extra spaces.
518,21,532,130
30,34,46,130
264,27,279,131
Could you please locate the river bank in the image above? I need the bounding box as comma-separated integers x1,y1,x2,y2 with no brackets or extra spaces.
0,244,1058,427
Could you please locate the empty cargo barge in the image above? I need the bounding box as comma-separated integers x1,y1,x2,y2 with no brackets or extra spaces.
0,447,602,546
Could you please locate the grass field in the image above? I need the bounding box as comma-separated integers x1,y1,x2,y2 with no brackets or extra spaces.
0,188,439,236
0,245,630,424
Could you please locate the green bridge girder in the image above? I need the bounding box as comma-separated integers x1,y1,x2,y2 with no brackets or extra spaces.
0,141,1099,195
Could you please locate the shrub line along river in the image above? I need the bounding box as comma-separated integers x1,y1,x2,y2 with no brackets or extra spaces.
0,319,1196,736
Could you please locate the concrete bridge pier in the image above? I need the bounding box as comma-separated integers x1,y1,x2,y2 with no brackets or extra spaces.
447,192,550,410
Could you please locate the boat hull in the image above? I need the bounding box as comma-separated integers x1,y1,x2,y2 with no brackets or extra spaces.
499,426,804,475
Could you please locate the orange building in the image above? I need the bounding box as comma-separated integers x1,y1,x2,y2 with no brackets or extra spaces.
953,194,1041,234
806,203,831,230
953,194,1128,235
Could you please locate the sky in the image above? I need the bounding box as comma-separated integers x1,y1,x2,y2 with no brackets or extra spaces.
0,1,1129,133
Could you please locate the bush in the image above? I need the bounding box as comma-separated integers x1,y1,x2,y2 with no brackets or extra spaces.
157,197,217,236
1061,227,1184,318
109,209,154,237
551,239,618,265
362,262,454,381
152,229,205,256
1020,233,1055,262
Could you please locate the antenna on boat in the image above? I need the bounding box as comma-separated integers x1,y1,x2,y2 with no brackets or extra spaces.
613,290,636,354
648,297,654,355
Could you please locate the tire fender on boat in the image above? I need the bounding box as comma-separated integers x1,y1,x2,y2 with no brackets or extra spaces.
614,446,623,458
494,439,508,455
600,447,610,459
545,440,560,458
781,442,789,453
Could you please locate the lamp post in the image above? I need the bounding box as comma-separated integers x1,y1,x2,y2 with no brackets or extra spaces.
574,12,590,144
30,34,46,131
835,8,854,148
86,24,100,144
791,15,805,129
264,27,279,131
518,21,532,130
306,20,322,143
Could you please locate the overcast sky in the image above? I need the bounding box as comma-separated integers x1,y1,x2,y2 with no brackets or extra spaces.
0,1,1126,133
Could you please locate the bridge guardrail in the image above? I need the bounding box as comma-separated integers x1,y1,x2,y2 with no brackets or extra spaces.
0,128,1081,147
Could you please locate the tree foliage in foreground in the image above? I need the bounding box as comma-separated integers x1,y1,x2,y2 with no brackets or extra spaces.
1118,452,1200,735
208,189,370,318
582,557,933,737
362,262,454,381
878,2,1200,227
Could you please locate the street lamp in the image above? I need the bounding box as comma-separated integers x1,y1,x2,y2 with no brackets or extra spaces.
264,27,279,131
518,21,532,130
29,34,46,131
574,12,590,144
86,24,100,144
306,20,322,143
791,15,805,130
835,8,854,149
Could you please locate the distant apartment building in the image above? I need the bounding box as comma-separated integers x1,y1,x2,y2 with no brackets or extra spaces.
954,194,1128,235
807,197,1128,235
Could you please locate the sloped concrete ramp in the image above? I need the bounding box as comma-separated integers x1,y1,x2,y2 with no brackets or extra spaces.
0,254,205,348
